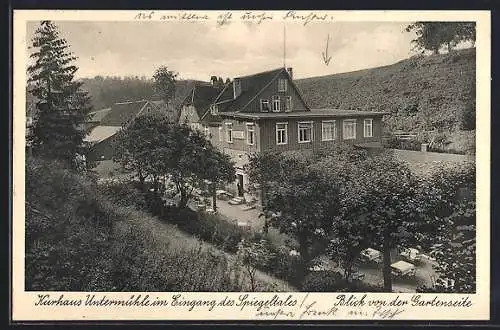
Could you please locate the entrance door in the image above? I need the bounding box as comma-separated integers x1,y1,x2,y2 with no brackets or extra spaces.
237,174,244,197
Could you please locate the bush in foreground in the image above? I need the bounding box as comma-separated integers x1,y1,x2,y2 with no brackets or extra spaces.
25,156,242,291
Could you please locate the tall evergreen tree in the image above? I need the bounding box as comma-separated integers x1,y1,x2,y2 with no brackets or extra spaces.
27,21,93,166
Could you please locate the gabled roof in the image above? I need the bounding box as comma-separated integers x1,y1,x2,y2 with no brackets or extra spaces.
182,83,222,118
150,100,165,108
84,125,121,143
89,107,112,123
200,67,310,123
99,100,149,126
163,80,206,123
212,68,285,112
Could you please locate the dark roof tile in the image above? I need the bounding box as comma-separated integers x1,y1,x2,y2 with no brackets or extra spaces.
213,68,284,113
191,84,222,117
89,108,111,123
99,100,148,126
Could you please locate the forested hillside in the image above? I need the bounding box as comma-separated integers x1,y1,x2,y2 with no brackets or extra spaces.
296,48,476,134
27,77,202,124
27,49,476,153
80,76,202,115
80,76,155,109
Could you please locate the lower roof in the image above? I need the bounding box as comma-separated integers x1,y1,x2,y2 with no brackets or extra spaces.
84,125,121,143
217,109,388,120
88,108,112,123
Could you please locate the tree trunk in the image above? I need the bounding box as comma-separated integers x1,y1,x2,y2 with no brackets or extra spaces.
249,268,256,292
263,217,269,235
297,233,310,282
178,188,189,209
344,258,354,283
153,176,160,193
212,182,217,212
344,268,350,282
382,235,392,292
139,173,145,185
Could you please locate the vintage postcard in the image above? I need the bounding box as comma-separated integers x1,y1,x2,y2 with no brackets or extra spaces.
12,10,490,321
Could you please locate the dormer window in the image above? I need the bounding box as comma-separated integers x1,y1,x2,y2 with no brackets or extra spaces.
233,79,242,99
210,104,218,115
260,99,270,112
272,95,280,112
278,79,287,92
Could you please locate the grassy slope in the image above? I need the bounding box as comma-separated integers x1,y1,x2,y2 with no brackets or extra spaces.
296,48,476,135
26,157,293,292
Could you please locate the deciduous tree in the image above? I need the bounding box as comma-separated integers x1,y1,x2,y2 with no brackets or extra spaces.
406,22,476,54
153,66,178,104
416,164,476,293
322,149,425,292
245,147,359,281
114,114,235,208
113,115,159,186
350,151,424,292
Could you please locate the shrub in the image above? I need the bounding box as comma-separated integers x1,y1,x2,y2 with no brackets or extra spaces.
25,156,243,292
236,239,276,291
301,271,386,292
460,106,475,131
158,207,250,253
383,136,421,151
301,271,345,292
98,181,147,210
26,157,113,291
262,245,304,287
99,182,301,289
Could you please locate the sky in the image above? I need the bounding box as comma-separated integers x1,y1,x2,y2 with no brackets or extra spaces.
26,20,419,81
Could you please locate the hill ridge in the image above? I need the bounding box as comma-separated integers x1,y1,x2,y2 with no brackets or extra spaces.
295,47,476,134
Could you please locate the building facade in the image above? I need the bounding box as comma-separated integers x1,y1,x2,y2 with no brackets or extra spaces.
180,67,387,203
85,100,161,161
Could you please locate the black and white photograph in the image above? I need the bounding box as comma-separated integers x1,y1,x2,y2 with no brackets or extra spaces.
13,10,490,321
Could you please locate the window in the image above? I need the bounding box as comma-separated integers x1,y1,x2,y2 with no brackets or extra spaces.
246,123,255,145
343,119,357,140
218,126,223,142
210,104,218,115
260,99,270,112
298,122,313,143
278,79,287,92
272,95,280,112
284,96,292,112
233,79,241,98
276,123,288,145
322,120,337,141
191,123,201,132
364,118,373,137
225,122,233,143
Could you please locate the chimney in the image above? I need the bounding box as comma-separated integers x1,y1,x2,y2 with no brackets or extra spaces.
233,78,242,99
286,67,293,80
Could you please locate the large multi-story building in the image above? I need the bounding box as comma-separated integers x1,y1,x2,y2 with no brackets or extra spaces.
179,67,387,202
